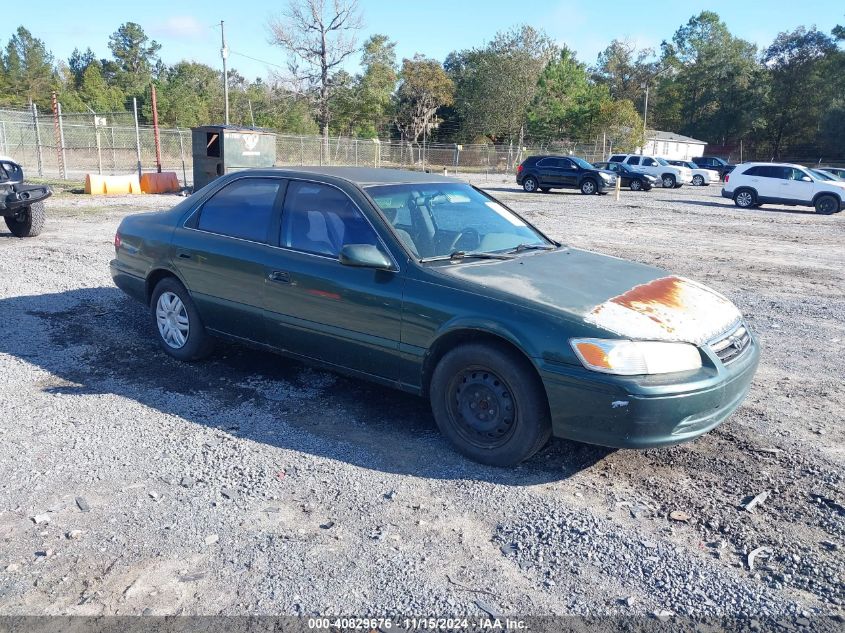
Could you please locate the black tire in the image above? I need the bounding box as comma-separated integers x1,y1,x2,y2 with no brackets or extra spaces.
4,201,46,237
522,176,538,193
661,174,676,188
814,195,839,215
150,277,215,361
429,342,552,466
540,187,551,193
734,189,756,209
692,175,705,186
629,179,642,191
580,178,598,195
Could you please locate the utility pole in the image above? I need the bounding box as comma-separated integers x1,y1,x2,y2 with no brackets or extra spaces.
641,84,649,155
220,21,230,125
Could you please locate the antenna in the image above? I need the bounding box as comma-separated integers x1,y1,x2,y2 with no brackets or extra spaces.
220,21,230,125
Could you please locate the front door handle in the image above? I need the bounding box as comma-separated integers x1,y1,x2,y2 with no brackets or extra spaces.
177,251,192,259
268,271,290,284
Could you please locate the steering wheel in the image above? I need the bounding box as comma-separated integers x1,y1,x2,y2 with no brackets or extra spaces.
448,228,481,252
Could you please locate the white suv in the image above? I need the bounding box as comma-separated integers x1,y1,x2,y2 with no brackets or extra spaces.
608,154,693,188
722,163,844,215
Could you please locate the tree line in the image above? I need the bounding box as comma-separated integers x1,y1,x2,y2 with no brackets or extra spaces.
0,5,843,158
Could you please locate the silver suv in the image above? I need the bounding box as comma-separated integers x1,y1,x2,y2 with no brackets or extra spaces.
721,163,844,215
608,154,693,188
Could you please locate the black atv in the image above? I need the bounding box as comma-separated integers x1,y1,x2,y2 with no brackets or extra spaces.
0,160,51,237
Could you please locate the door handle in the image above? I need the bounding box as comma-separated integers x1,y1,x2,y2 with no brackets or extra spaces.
177,252,192,259
268,271,290,283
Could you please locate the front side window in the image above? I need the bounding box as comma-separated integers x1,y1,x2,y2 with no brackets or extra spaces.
197,178,281,242
626,156,640,165
367,183,551,260
281,181,380,257
642,157,656,166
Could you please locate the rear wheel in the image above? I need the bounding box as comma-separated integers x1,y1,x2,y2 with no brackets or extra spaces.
734,189,755,209
814,195,839,215
629,179,642,191
150,277,215,361
692,175,705,186
580,178,597,195
430,343,551,466
522,176,538,193
4,201,45,237
661,174,676,188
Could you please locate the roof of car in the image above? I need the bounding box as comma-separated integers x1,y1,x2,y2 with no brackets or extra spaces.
735,162,808,169
249,166,463,187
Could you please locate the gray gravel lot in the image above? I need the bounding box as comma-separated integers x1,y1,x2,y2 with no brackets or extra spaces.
0,177,842,625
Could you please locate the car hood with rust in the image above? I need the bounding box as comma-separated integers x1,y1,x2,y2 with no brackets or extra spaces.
432,248,742,345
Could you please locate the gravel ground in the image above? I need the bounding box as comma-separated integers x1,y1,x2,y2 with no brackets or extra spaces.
0,178,842,626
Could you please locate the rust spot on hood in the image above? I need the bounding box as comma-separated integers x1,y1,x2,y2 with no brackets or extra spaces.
606,276,686,331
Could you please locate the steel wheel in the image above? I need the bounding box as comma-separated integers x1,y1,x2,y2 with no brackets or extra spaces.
156,291,190,349
630,179,642,191
447,366,518,450
735,191,754,208
692,175,704,186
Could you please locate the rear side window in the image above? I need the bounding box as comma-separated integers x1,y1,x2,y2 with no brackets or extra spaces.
197,178,281,242
626,156,640,165
742,166,762,176
609,155,625,163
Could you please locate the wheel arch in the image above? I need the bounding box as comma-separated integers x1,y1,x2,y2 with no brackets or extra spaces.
812,191,842,205
733,186,757,200
421,326,545,399
145,267,186,305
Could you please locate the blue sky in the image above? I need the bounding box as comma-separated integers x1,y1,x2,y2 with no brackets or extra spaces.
19,0,845,80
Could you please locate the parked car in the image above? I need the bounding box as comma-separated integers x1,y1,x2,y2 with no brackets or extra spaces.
691,156,736,181
817,166,845,179
722,162,844,214
608,154,693,188
666,159,720,186
111,167,760,466
592,161,657,191
809,168,842,181
516,155,617,195
0,159,51,237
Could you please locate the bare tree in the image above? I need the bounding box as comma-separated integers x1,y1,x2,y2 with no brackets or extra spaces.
268,0,363,155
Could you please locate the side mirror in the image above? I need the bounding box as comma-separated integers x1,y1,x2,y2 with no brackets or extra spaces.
339,244,393,270
801,175,812,182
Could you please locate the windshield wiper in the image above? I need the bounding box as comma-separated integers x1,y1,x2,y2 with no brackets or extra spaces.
421,250,515,263
508,243,557,253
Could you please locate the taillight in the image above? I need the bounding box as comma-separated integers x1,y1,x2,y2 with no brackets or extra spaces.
724,174,730,183
517,165,524,174
114,232,121,251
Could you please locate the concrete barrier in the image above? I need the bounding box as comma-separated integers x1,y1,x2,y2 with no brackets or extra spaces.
84,174,143,195
140,172,180,194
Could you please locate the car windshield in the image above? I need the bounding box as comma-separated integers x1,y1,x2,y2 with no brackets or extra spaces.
656,157,670,166
810,169,837,181
571,157,594,170
366,183,553,260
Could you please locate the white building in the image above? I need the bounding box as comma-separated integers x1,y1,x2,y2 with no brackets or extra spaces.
640,130,708,161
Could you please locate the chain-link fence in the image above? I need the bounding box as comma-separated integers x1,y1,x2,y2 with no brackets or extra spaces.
0,106,632,186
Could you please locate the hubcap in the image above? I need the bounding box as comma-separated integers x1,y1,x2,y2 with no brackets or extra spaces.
583,181,595,194
819,199,834,213
694,176,703,185
525,179,536,192
156,291,190,349
631,180,641,190
449,368,516,448
737,192,753,207
663,177,674,188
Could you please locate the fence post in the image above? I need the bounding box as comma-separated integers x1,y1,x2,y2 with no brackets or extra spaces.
133,97,142,178
300,136,304,166
177,128,188,188
31,103,44,177
94,114,103,175
57,101,68,175
50,93,65,179
109,126,117,172
150,85,162,173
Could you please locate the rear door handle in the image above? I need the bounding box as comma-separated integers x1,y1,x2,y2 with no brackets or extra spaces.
177,251,192,259
268,271,290,283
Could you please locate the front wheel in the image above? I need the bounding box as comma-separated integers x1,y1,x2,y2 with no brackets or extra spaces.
4,201,46,237
815,195,839,215
522,176,538,193
580,179,597,195
629,179,642,191
692,175,705,186
150,277,215,361
429,343,552,467
662,174,676,188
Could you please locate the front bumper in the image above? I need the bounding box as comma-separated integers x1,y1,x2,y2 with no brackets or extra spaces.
537,336,760,449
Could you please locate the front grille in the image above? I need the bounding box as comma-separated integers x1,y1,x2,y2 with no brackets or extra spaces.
710,323,751,365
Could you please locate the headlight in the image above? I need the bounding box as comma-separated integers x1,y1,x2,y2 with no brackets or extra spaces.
570,338,702,375
600,172,612,181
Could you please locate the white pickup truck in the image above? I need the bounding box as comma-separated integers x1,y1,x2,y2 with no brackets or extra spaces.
608,154,693,188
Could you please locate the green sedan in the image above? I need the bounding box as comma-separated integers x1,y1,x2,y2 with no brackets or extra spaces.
110,167,760,466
